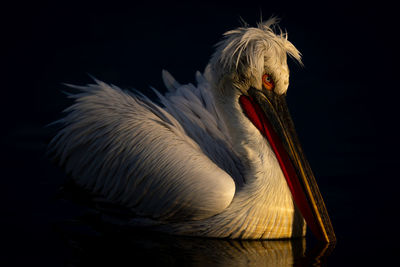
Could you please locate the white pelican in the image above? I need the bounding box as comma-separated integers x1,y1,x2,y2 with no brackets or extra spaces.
49,18,335,242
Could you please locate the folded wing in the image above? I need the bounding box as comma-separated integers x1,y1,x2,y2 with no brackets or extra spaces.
49,79,235,221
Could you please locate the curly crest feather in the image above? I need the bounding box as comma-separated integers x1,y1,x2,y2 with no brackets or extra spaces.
209,17,302,95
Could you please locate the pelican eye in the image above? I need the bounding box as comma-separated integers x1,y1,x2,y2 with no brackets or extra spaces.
262,73,274,91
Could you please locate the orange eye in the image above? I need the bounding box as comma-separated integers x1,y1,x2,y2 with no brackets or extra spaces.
262,74,274,91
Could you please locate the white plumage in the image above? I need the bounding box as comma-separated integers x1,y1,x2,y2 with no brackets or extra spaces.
50,18,307,239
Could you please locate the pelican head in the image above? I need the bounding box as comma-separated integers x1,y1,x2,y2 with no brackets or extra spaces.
206,18,335,242
209,18,300,96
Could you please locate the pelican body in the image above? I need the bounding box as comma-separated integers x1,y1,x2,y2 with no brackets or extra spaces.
50,18,335,242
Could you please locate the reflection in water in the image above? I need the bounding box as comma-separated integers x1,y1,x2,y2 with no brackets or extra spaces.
54,213,334,266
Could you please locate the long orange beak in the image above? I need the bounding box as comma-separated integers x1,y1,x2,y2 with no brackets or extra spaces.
240,88,336,243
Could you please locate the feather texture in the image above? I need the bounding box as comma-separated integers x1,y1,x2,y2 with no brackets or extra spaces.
49,77,237,221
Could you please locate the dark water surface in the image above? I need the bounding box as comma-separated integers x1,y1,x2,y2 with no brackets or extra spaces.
3,1,399,266
53,218,330,266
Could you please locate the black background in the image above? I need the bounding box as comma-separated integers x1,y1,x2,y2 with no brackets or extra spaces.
2,0,399,266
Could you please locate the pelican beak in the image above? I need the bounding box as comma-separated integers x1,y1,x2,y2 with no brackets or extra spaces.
241,88,336,243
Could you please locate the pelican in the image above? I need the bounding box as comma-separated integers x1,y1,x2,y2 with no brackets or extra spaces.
49,18,335,242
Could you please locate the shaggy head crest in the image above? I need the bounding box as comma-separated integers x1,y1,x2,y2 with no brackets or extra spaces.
209,17,302,95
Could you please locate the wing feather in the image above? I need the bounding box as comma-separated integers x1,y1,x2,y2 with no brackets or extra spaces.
50,81,235,221
161,71,245,186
